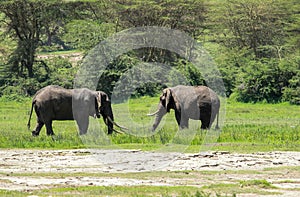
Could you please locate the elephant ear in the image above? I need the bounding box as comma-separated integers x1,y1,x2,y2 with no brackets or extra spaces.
95,92,102,109
98,91,110,106
164,88,171,111
101,92,110,102
165,88,180,112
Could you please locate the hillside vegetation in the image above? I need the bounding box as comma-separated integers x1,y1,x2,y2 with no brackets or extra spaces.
0,0,299,104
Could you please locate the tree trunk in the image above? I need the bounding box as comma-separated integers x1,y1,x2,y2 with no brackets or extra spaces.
24,39,37,78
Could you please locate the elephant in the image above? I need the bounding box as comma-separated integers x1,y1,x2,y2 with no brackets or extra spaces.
148,85,220,131
27,85,123,136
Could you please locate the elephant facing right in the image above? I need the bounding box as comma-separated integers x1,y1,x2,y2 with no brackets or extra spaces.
27,85,125,136
148,85,220,131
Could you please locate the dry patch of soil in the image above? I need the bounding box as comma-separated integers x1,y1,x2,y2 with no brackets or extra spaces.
0,149,299,196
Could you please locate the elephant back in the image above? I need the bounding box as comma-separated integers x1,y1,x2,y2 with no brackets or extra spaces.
194,86,219,105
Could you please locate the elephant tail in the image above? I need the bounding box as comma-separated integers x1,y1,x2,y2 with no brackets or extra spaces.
27,100,36,130
215,112,220,130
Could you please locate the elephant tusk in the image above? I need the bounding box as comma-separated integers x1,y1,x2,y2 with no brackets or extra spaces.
107,116,129,131
147,110,159,116
113,128,124,134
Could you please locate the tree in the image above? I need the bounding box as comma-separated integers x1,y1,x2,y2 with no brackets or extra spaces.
0,0,66,78
62,0,116,51
63,20,115,51
220,0,286,58
91,0,210,96
114,0,207,38
111,0,208,62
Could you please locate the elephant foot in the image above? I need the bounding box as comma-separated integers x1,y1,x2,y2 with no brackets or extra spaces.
79,131,87,135
32,131,39,136
200,124,209,130
107,128,113,135
179,125,189,130
46,132,55,136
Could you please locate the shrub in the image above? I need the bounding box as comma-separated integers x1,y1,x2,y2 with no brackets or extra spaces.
282,73,300,105
0,57,76,100
234,58,298,103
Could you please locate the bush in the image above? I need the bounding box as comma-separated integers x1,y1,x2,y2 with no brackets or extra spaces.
234,58,298,103
63,20,115,51
0,57,76,100
0,77,41,97
0,94,27,102
44,57,76,89
282,73,300,105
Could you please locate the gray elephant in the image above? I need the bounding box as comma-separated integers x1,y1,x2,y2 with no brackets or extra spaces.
148,85,220,131
27,85,123,136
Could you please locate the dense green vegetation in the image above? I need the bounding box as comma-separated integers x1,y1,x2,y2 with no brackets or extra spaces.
0,0,299,104
0,97,299,151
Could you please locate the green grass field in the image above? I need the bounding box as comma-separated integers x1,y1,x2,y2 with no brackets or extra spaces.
0,97,299,196
0,96,299,152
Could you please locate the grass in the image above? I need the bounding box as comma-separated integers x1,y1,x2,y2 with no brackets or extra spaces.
4,166,299,179
37,49,81,55
239,179,276,189
0,186,213,197
0,96,299,152
1,166,299,196
0,184,278,196
201,182,279,196
0,180,278,197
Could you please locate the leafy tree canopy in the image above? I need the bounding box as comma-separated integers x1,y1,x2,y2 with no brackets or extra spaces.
0,0,299,104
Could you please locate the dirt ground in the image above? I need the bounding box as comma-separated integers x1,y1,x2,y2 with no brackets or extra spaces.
0,149,299,196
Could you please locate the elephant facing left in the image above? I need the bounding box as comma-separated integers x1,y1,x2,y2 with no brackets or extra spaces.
27,85,118,136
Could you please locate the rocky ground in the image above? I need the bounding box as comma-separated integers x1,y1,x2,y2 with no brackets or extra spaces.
0,149,299,196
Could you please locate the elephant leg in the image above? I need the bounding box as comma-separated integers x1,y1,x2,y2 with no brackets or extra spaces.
180,120,189,129
200,106,212,129
179,116,189,129
175,111,181,126
103,117,113,135
32,121,44,136
45,121,55,136
210,112,218,129
201,111,219,130
200,121,210,129
76,116,89,135
175,111,188,129
200,115,211,129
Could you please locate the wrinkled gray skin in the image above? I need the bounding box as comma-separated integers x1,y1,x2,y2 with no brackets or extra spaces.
27,85,114,136
151,85,220,131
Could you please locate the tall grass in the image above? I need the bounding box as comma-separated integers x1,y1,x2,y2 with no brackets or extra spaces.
0,98,83,149
0,97,299,152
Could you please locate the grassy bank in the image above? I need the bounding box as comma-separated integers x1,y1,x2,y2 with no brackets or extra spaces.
0,97,299,152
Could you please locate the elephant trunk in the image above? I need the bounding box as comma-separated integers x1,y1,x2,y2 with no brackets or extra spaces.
100,103,114,134
106,105,114,135
103,104,128,134
151,103,167,131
